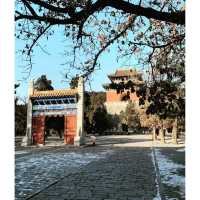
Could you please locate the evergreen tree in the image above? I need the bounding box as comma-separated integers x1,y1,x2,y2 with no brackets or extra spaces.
124,102,141,132
34,75,54,91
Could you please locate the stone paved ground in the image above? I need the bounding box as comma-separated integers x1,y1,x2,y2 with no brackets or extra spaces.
15,135,185,200
15,146,114,200
29,148,157,200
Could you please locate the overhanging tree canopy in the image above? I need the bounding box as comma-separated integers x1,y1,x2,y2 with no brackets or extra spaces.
15,0,185,124
15,0,185,78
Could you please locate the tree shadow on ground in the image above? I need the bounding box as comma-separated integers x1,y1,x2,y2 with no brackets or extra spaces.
94,136,152,146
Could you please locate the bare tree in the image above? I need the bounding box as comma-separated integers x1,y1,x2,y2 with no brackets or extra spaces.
15,0,185,78
15,1,185,139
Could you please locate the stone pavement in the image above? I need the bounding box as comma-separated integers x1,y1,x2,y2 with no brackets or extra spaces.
15,135,185,200
29,148,156,200
15,147,113,200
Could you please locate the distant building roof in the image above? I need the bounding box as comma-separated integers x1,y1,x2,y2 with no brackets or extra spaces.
108,68,141,78
30,88,78,98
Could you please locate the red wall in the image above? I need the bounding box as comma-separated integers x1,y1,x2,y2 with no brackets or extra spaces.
106,91,121,102
106,90,139,102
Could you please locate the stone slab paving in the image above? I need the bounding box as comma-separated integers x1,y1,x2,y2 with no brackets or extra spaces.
24,148,157,200
15,147,113,200
15,135,185,200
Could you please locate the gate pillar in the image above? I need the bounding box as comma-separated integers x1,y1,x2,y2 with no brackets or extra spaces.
32,115,45,146
74,77,85,146
21,81,34,146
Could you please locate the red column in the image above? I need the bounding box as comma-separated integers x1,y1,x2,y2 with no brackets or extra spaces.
32,115,45,145
64,115,77,144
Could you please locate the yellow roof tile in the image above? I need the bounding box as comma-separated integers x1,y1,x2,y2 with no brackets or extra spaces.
31,88,78,98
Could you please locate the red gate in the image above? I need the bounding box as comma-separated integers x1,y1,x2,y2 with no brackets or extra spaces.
32,115,45,145
64,115,77,144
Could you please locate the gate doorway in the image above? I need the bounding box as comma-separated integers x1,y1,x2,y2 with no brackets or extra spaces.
44,116,64,145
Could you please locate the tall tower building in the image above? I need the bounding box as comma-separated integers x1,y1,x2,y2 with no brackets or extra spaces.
103,68,144,115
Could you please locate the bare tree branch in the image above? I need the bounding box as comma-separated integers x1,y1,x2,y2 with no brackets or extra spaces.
21,0,37,17
84,17,136,77
27,24,51,56
16,0,185,25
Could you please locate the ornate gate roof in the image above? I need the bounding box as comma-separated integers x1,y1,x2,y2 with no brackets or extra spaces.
30,88,78,98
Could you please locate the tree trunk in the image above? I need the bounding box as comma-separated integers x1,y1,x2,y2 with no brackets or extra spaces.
172,118,178,144
152,126,157,141
160,127,165,143
160,120,165,143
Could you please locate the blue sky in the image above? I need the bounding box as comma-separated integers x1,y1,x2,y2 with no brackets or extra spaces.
15,27,143,99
